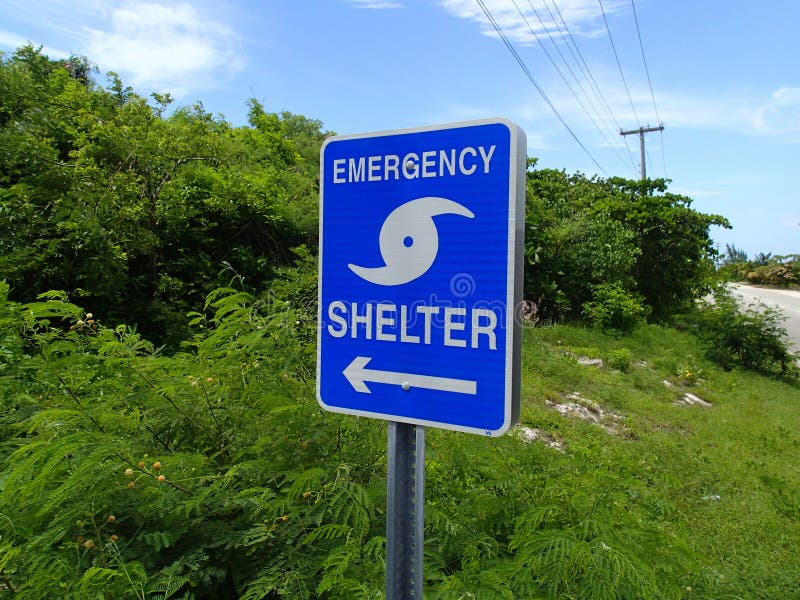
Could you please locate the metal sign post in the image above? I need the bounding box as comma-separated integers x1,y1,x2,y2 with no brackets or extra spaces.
385,422,424,599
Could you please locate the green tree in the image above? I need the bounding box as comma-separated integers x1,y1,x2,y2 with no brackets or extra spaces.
593,177,729,320
524,166,729,322
524,166,641,322
0,46,324,347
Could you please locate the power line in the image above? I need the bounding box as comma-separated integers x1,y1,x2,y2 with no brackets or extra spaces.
630,0,659,124
598,0,665,179
475,0,608,175
546,0,638,170
630,0,667,178
522,0,638,174
598,0,640,125
510,0,636,173
657,127,666,179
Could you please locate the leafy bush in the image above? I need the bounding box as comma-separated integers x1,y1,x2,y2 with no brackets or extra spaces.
606,347,633,372
675,359,704,386
0,46,324,348
1,46,730,347
744,264,798,286
690,288,798,377
718,249,799,287
525,166,640,322
0,284,392,598
525,167,728,323
594,178,728,321
582,283,649,334
717,243,750,282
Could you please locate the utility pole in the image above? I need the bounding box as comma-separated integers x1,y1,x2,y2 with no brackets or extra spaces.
620,124,664,180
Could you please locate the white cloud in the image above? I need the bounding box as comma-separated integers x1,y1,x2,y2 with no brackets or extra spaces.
1,1,243,97
0,1,114,43
347,0,404,8
438,0,626,44
772,87,800,106
84,2,243,96
655,85,800,139
600,85,800,140
0,29,33,50
752,86,800,136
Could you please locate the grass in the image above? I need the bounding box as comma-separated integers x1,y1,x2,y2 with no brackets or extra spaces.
509,322,800,598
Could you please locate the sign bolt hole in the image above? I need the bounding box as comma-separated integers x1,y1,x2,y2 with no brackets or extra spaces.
402,381,411,391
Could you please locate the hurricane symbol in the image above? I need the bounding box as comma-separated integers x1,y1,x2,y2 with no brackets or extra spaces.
348,196,474,286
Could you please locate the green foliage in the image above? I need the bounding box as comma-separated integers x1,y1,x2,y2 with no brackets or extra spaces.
594,178,728,321
718,248,799,287
744,263,799,286
606,347,633,372
0,282,701,598
525,167,728,322
525,167,640,322
689,287,798,377
3,284,800,598
2,44,732,345
0,45,324,348
675,359,704,386
582,283,649,334
717,244,749,282
723,243,748,264
0,284,386,598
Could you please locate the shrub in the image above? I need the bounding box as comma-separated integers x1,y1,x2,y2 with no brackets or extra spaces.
691,288,798,377
606,348,633,372
0,285,389,598
718,250,800,287
0,284,691,598
676,359,704,386
582,283,649,334
593,178,728,320
0,48,323,350
525,168,727,323
744,265,798,286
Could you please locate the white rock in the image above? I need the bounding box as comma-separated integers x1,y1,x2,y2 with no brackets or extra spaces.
577,356,604,367
546,395,623,434
517,425,564,450
677,393,712,407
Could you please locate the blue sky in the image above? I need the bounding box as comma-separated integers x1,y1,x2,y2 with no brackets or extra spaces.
1,0,797,256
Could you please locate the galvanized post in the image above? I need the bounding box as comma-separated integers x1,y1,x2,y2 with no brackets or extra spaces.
385,421,425,599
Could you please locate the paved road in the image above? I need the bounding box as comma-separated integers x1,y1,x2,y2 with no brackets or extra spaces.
730,284,800,351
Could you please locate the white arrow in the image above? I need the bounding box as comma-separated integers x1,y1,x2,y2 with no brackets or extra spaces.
343,356,477,395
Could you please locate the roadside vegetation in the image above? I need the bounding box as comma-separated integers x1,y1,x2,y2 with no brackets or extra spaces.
717,244,799,287
1,287,797,598
1,45,798,598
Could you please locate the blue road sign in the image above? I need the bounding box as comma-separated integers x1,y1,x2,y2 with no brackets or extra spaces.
317,119,526,436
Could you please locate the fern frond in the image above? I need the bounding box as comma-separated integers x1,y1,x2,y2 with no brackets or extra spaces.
301,523,349,545
76,566,125,595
